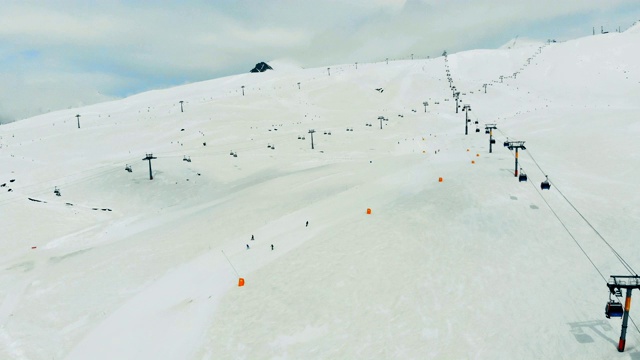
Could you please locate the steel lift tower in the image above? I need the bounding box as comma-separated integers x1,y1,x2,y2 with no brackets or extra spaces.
606,275,640,352
503,141,526,177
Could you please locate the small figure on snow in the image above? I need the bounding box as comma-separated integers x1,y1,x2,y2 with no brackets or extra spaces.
246,244,250,250
251,235,254,241
271,244,274,251
306,221,309,227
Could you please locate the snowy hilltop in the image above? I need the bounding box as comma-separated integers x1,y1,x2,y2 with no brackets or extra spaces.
1,27,639,359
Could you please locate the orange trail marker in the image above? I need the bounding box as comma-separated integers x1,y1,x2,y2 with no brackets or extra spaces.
366,208,372,215
238,278,245,287
438,177,443,182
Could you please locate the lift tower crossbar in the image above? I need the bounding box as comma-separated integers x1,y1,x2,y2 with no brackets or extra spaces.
504,141,526,176
607,275,640,352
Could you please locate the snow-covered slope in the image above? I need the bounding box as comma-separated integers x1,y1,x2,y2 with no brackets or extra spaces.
1,28,639,359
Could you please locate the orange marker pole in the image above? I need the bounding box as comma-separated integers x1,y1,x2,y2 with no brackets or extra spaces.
221,250,243,288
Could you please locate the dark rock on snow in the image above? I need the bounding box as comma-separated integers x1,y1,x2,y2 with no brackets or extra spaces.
250,62,273,73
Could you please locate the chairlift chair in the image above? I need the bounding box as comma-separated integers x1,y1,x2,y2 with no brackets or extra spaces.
518,170,528,182
54,187,61,196
485,129,490,134
605,292,624,318
490,139,496,144
475,128,480,133
541,176,551,190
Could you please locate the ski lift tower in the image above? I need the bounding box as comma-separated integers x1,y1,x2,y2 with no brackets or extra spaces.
142,153,157,180
504,141,526,176
607,275,640,352
308,129,315,149
485,124,497,153
462,104,471,135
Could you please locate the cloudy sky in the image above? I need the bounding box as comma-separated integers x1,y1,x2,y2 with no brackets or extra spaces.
1,0,639,123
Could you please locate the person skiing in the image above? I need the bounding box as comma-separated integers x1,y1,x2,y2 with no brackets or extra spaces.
246,244,250,250
251,235,254,241
306,221,309,227
271,244,274,251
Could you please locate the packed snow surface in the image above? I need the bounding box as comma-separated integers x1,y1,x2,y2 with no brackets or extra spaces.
1,28,640,359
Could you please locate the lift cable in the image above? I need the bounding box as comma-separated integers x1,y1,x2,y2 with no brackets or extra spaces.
525,148,638,276
527,177,607,282
550,181,637,276
523,147,547,177
472,102,640,335
489,124,638,277
527,174,640,335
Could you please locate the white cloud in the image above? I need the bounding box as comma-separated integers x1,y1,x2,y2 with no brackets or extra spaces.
0,0,638,122
0,69,119,122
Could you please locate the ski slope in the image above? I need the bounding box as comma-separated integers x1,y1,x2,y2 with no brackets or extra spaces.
1,25,640,359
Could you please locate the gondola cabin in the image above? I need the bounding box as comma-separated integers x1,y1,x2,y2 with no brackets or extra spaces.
605,301,624,318
541,176,551,190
